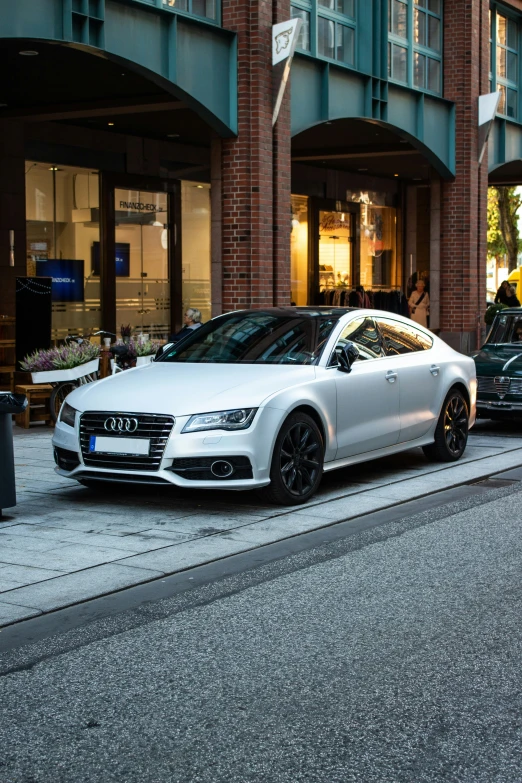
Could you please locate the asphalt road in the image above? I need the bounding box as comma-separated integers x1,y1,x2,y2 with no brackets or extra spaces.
1,466,522,783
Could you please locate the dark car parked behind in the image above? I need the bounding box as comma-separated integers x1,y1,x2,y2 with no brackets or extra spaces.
474,308,522,418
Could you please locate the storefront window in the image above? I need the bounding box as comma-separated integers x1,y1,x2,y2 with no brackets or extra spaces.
359,205,399,290
318,209,354,304
291,195,309,305
25,162,101,342
181,182,211,324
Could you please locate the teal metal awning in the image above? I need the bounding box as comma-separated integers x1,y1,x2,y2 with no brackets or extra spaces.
0,0,237,137
291,57,456,180
489,118,522,184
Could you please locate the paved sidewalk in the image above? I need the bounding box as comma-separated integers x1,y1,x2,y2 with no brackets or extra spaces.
1,422,522,627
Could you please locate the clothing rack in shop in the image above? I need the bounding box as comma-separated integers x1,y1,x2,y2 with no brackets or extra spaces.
317,287,410,317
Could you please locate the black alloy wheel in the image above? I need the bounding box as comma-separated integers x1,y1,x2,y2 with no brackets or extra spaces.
50,381,78,423
260,412,324,505
423,389,469,462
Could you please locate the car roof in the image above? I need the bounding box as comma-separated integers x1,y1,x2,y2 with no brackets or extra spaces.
497,307,522,314
220,307,359,318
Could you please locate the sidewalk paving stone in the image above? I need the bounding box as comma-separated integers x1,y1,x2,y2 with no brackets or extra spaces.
0,564,164,613
0,523,198,547
0,542,137,571
118,537,257,574
0,564,66,582
1,422,522,626
0,602,41,624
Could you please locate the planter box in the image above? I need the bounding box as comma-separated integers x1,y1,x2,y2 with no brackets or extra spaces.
31,358,100,384
136,355,155,367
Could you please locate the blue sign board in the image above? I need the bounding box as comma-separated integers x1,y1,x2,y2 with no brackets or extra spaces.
36,259,85,302
91,242,130,277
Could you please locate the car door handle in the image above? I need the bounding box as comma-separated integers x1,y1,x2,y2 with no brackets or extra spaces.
385,370,398,383
430,365,440,376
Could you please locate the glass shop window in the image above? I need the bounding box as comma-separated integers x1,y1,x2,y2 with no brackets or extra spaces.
25,162,101,342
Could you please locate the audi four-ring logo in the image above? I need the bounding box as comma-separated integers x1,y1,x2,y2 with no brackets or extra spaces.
104,417,139,433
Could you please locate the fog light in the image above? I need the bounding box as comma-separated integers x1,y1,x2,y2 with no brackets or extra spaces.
210,460,234,478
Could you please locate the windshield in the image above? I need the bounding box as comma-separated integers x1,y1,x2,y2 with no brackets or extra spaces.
157,312,340,365
487,314,522,344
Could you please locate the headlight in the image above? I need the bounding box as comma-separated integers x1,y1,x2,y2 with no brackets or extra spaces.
182,408,257,433
59,402,77,428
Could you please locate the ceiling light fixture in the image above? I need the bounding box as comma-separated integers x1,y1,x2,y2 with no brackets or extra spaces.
358,167,368,172
19,50,39,56
167,133,180,138
195,185,204,189
48,166,60,171
394,173,399,177
107,122,115,126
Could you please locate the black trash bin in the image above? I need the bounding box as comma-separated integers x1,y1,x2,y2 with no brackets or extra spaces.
0,392,28,517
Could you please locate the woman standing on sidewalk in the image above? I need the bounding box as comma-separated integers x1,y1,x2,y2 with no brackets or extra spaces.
408,279,430,328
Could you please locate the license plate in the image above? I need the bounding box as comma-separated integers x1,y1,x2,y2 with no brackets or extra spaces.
89,436,150,456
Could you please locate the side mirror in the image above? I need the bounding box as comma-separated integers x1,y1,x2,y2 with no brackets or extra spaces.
337,341,359,373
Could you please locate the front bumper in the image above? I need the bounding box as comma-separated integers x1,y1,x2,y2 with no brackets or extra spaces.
52,407,283,489
477,398,522,413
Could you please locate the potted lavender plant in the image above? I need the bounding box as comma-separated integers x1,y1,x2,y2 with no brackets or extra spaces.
120,324,132,344
134,338,161,366
20,342,101,383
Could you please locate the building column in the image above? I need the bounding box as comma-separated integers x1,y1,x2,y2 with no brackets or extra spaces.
429,177,441,332
219,0,291,312
0,121,26,318
440,0,489,351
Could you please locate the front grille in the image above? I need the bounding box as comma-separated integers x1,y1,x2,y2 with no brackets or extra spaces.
169,456,253,481
80,412,175,471
477,376,522,397
54,447,81,471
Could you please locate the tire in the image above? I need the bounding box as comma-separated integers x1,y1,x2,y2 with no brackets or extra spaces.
50,381,78,423
259,412,324,505
422,389,469,462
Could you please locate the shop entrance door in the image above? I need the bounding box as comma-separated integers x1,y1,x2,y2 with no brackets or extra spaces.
114,188,170,340
101,175,181,341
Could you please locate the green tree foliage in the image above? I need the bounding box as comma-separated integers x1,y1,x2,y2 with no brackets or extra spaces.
487,186,522,272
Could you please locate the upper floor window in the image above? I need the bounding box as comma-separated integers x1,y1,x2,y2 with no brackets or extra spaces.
162,0,217,22
291,0,356,67
388,0,442,95
491,8,518,119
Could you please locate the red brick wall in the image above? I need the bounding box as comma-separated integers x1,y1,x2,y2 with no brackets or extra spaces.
272,1,292,306
220,0,291,311
440,0,489,348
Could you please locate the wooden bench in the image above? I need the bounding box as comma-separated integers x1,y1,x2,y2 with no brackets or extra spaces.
0,365,15,392
14,384,54,428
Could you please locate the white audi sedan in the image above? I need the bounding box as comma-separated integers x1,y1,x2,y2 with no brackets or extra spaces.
53,308,476,505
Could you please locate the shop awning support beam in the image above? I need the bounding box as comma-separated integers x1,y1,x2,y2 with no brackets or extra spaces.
1,97,187,123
